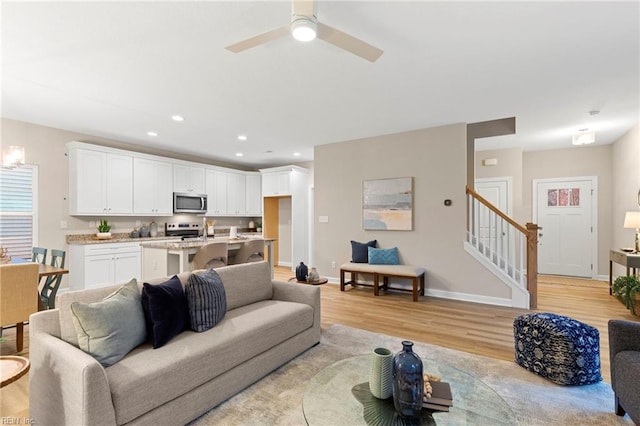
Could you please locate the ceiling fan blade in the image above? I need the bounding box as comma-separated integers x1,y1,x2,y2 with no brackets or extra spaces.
317,22,383,62
292,0,315,18
225,25,290,53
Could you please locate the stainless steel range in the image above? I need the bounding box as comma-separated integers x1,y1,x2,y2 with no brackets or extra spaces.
165,222,202,239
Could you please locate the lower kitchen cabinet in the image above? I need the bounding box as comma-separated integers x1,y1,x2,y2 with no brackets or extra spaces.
68,242,141,290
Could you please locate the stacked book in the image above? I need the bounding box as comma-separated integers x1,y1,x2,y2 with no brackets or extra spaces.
422,381,453,412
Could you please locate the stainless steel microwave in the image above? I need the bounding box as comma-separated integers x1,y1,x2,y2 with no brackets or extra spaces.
173,192,207,214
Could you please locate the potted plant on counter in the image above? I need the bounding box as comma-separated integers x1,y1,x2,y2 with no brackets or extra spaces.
96,219,112,239
612,275,640,316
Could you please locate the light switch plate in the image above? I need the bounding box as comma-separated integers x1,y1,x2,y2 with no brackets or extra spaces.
319,216,329,223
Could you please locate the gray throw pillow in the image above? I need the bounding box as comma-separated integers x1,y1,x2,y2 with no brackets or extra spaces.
185,269,227,332
70,278,146,367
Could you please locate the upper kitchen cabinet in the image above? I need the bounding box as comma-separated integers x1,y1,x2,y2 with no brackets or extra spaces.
173,164,205,194
245,173,262,216
261,170,291,196
205,169,228,215
227,172,246,215
133,158,173,215
68,143,133,215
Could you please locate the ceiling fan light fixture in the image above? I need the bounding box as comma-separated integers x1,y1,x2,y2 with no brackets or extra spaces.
291,16,317,42
572,129,595,145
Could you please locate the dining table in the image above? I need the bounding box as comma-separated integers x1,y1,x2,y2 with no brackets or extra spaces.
10,257,69,278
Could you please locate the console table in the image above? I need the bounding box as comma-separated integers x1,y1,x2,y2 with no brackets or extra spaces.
609,249,640,295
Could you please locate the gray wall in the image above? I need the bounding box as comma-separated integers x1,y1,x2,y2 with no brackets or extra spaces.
522,145,612,276
315,123,512,303
612,124,640,274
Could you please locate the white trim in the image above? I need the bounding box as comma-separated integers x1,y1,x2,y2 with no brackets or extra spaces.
424,288,514,308
532,176,598,279
31,164,39,246
278,261,292,268
464,241,530,308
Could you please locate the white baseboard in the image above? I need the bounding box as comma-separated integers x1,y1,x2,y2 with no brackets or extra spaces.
424,288,515,307
278,261,292,268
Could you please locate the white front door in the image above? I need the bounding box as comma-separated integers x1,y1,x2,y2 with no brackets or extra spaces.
534,177,596,277
475,178,512,258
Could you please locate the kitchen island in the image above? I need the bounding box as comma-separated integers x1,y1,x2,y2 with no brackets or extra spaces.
141,237,275,280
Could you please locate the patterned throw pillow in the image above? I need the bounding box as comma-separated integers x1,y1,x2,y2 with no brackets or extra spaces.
70,278,146,366
368,247,400,265
185,269,227,332
351,240,377,263
141,276,190,349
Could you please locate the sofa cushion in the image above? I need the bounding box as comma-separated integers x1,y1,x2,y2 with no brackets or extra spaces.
59,284,123,347
105,299,314,425
185,269,227,332
214,261,273,310
351,240,377,263
368,246,400,265
70,279,146,367
142,275,189,348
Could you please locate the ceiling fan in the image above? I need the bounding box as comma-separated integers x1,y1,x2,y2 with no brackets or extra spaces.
225,0,383,62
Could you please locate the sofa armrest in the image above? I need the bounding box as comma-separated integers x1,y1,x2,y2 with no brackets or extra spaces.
609,319,640,356
272,280,321,336
29,313,116,426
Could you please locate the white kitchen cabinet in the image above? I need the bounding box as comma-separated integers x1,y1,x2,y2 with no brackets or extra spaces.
69,242,141,290
261,170,291,196
133,158,173,215
68,147,133,215
173,164,205,193
245,173,262,215
227,172,246,215
259,165,310,267
205,169,228,215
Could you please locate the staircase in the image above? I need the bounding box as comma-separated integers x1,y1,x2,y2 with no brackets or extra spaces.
465,186,539,309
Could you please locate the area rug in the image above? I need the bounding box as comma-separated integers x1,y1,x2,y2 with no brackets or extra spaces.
191,324,633,425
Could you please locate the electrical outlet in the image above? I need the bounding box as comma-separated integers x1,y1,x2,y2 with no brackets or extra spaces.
89,221,95,229
60,220,67,229
135,220,141,227
331,261,336,269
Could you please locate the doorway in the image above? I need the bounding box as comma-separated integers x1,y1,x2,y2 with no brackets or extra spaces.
533,177,597,278
475,177,513,258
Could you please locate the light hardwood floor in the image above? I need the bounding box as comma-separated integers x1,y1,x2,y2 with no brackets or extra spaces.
1,267,636,419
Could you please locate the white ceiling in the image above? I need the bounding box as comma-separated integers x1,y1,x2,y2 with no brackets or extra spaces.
2,1,638,168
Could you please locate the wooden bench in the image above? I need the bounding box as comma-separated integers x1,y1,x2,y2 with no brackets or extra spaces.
340,263,426,301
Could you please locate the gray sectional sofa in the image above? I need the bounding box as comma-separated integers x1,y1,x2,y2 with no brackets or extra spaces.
29,261,321,425
609,319,640,424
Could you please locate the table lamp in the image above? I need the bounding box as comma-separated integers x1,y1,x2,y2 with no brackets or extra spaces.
623,211,640,253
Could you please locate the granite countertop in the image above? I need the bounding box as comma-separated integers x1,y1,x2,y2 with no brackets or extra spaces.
66,234,181,245
141,236,274,250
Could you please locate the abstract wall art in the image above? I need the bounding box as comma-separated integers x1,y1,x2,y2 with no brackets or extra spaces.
363,177,413,230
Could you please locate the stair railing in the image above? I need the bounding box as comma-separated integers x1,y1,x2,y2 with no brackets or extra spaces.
466,186,539,309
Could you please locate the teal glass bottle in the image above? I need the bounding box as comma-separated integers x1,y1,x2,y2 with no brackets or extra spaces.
392,340,424,417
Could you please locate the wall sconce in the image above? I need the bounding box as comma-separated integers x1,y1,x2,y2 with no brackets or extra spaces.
623,211,640,253
2,145,26,169
572,129,595,146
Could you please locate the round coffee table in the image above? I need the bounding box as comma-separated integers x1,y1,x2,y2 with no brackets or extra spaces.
1,355,30,388
288,277,328,285
303,355,516,425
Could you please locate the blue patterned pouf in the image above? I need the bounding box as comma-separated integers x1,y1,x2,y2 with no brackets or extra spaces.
513,312,602,385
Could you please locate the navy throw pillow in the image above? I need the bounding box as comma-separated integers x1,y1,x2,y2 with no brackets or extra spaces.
185,269,227,332
351,240,377,263
141,276,189,349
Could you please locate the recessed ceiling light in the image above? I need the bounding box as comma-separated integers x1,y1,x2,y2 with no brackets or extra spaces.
235,152,244,157
237,135,247,141
147,131,158,137
171,115,184,122
293,152,301,156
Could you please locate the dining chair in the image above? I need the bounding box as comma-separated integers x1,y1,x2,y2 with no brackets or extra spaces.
32,247,47,264
40,249,66,310
229,239,265,265
0,263,39,352
190,242,229,270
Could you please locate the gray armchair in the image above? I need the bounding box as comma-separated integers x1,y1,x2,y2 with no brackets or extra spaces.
608,319,640,423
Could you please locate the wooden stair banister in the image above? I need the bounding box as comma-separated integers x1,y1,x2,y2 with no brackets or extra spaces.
466,186,539,309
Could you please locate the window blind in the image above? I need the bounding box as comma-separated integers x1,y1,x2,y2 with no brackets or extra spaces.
0,165,37,260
